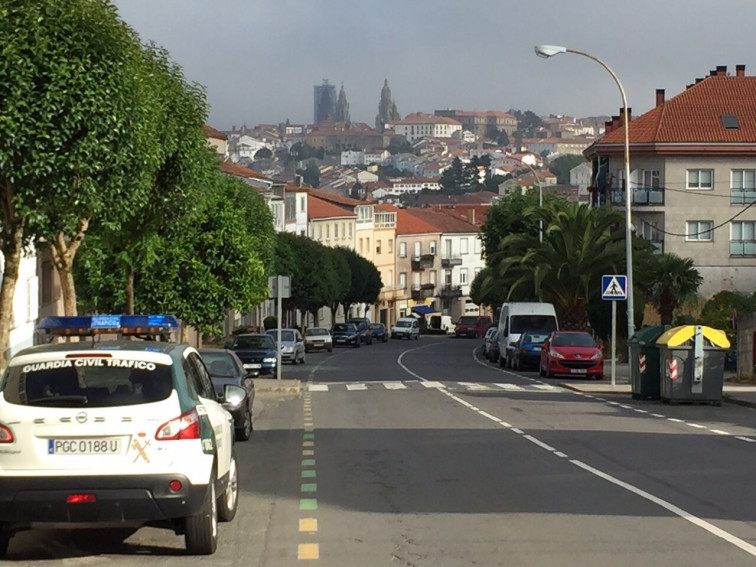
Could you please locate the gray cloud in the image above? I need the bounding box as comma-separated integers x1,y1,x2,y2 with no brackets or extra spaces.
114,0,756,129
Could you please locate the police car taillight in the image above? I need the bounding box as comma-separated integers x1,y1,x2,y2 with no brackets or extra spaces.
155,408,200,440
0,424,13,443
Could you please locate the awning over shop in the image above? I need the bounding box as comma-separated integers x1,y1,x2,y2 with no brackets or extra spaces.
411,305,437,315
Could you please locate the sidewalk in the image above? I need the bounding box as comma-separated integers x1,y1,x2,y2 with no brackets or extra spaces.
560,362,756,409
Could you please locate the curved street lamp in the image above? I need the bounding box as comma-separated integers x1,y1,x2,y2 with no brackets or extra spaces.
534,44,635,341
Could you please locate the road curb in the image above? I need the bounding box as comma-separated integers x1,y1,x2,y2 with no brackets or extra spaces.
253,378,302,395
722,394,756,409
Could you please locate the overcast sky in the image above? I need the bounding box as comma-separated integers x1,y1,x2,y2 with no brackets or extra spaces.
113,0,756,130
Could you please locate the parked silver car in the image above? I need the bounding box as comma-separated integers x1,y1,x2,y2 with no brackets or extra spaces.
265,328,306,364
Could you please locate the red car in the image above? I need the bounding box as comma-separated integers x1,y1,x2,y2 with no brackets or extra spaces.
539,331,604,380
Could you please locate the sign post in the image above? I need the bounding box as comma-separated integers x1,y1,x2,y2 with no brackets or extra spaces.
601,275,628,388
269,275,291,381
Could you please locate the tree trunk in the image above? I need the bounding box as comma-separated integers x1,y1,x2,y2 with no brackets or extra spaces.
48,219,89,316
658,289,676,326
0,224,23,368
125,264,135,314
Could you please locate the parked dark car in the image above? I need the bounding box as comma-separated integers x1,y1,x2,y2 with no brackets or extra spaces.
228,333,278,376
487,331,501,362
346,318,373,345
199,348,255,441
331,323,361,348
369,323,389,342
511,330,550,371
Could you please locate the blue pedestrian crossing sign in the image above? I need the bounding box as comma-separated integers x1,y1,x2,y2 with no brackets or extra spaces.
601,275,627,300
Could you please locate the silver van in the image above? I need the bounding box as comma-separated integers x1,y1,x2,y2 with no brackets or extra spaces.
497,302,558,368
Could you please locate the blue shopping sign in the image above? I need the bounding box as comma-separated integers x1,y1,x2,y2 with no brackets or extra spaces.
601,275,627,300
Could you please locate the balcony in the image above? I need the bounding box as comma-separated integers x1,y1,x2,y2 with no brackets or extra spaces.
411,284,435,300
441,256,463,268
610,186,665,207
440,285,463,298
411,254,435,271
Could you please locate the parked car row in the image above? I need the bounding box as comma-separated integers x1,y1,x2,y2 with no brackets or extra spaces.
481,328,604,380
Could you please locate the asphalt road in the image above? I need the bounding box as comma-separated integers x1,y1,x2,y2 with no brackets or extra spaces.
8,334,756,565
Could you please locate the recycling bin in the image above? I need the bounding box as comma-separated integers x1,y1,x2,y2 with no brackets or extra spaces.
656,325,730,405
628,325,668,400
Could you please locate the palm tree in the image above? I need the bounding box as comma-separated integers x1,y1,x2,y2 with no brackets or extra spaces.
641,253,703,325
496,201,628,330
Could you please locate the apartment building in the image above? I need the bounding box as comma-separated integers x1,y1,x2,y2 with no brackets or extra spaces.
585,64,756,298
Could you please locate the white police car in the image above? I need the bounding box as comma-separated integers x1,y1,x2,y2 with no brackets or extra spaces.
0,315,243,555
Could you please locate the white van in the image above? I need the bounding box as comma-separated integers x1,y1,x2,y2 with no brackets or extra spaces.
497,302,558,368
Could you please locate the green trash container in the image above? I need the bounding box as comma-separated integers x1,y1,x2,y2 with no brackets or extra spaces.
628,326,668,400
656,325,730,406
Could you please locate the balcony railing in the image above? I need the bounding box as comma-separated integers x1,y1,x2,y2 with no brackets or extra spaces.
440,285,463,298
411,285,435,300
610,186,665,206
411,254,435,271
441,256,463,268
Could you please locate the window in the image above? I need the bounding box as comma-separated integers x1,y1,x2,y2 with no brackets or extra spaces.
461,238,469,254
318,224,322,240
388,239,393,253
334,223,339,238
429,240,437,255
414,242,421,258
642,169,660,188
731,170,756,205
366,238,370,252
359,238,363,253
376,240,382,254
474,238,481,254
687,169,713,190
349,224,353,238
730,221,756,256
444,270,452,286
399,272,407,288
429,270,436,285
460,268,468,284
388,269,393,287
399,242,407,258
686,221,713,241
326,224,330,238
413,272,420,286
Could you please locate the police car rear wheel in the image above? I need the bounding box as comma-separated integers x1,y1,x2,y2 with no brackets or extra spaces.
185,471,218,554
218,454,239,522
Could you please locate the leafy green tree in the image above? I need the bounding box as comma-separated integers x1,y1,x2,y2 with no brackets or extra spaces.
495,201,630,331
301,161,320,188
387,137,412,155
0,0,162,363
440,157,465,192
134,173,272,338
699,290,756,338
479,190,544,264
335,247,382,315
254,147,272,159
639,253,703,325
549,155,586,184
85,43,215,314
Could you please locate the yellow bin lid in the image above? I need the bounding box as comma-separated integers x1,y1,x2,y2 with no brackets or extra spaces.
655,325,730,348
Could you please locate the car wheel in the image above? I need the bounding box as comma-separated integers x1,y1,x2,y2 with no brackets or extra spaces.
185,470,218,554
0,532,9,558
546,365,555,378
291,355,297,365
328,347,333,352
539,363,545,377
498,353,505,368
218,453,239,522
594,374,604,381
236,409,252,441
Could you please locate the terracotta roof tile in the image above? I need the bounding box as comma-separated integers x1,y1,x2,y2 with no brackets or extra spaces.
403,207,478,234
203,124,227,140
220,160,268,180
598,75,756,145
395,209,440,235
307,195,355,220
307,187,364,206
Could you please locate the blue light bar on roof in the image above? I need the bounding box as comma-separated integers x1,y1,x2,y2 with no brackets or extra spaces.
38,315,179,336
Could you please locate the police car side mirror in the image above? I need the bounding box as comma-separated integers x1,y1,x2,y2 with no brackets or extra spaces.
223,384,246,410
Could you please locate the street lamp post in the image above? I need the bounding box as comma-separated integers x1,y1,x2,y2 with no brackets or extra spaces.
511,156,543,243
534,45,635,341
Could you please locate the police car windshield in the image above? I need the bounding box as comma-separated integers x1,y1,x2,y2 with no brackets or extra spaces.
2,359,173,407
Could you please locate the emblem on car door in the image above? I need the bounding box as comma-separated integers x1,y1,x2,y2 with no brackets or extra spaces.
75,412,88,424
